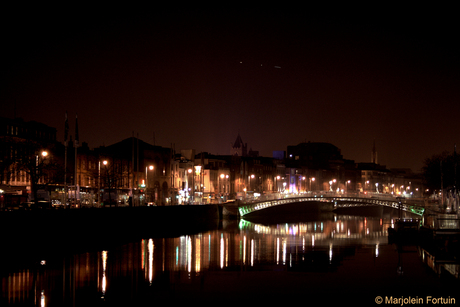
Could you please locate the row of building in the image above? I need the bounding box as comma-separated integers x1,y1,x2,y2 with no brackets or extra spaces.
0,117,424,208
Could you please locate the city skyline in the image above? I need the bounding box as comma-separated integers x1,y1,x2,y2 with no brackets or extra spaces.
2,7,458,172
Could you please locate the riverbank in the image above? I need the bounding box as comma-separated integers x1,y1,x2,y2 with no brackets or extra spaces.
0,205,220,264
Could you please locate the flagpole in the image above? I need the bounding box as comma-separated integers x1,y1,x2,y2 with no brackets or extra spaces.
75,114,79,208
64,112,69,209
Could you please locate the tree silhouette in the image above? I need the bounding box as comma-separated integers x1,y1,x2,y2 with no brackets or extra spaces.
422,150,459,193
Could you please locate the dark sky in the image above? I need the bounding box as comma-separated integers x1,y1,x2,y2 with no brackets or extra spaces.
2,6,459,172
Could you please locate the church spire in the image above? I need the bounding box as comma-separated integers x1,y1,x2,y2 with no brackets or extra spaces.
231,133,247,156
371,139,378,164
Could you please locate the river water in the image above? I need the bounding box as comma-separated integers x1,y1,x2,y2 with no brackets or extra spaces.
2,212,459,306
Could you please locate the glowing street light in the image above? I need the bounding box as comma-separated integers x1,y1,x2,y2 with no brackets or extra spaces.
249,174,255,192
98,160,108,206
310,177,315,191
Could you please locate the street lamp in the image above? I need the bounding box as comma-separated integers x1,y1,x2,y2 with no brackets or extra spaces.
35,150,49,184
145,165,154,205
249,174,255,192
220,174,225,196
188,168,194,203
98,160,108,206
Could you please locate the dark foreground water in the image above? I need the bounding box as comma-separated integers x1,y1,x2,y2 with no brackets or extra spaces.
2,212,459,306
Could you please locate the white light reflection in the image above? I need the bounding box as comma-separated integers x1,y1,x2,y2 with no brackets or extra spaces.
276,237,280,264
187,236,192,273
148,239,154,285
243,236,247,265
102,250,108,298
40,290,45,307
329,244,333,263
375,244,379,258
282,239,286,265
220,234,224,269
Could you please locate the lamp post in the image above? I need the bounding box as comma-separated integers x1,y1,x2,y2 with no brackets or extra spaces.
99,160,107,206
188,168,193,203
32,150,48,206
35,150,48,182
98,160,107,206
220,174,224,195
145,165,154,205
309,177,315,192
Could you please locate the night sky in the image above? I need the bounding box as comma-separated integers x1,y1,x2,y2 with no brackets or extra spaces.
2,6,459,172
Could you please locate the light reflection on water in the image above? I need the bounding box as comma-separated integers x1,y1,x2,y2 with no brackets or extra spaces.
1,214,458,305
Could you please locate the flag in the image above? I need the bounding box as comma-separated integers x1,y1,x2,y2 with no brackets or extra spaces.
75,114,79,147
64,111,69,144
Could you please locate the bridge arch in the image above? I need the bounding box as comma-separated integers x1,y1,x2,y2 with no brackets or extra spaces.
238,195,425,218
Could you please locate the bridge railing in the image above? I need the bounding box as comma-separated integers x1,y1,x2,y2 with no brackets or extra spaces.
238,191,405,205
237,191,426,217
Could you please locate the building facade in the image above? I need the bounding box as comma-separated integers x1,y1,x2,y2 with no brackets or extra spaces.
0,117,61,207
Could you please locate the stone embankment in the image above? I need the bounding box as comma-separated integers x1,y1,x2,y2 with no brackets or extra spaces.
0,205,220,263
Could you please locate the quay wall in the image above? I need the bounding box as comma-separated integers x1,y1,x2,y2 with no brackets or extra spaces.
0,205,219,262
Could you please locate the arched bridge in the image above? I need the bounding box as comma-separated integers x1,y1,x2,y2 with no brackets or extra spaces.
237,194,425,218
